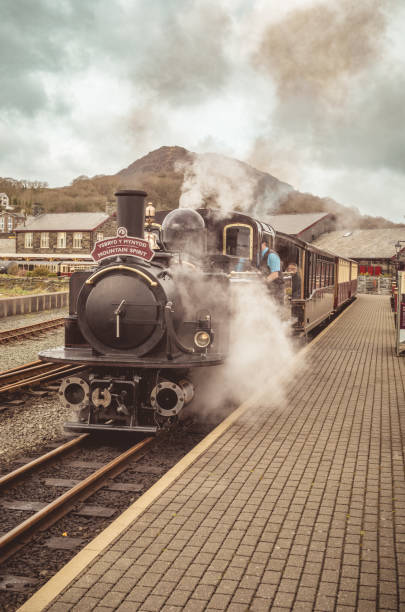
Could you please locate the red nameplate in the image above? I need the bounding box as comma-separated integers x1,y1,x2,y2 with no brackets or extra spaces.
91,227,154,262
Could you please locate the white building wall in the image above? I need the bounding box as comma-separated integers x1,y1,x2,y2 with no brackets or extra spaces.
0,237,16,253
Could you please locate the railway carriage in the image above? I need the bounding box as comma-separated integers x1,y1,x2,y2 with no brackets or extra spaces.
58,261,95,276
349,260,358,299
16,259,60,275
291,245,336,333
0,258,95,277
194,208,356,335
335,256,351,309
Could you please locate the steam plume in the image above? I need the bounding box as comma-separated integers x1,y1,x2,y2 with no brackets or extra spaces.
177,152,292,218
189,280,300,421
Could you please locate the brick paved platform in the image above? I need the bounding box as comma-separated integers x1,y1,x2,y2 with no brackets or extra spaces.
22,295,405,611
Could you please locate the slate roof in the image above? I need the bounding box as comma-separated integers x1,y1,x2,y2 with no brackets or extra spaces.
312,229,405,259
15,212,110,232
266,213,331,235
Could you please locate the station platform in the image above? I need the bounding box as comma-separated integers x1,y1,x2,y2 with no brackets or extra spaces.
21,295,405,611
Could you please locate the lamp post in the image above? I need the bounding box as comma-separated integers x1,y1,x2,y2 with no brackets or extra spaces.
395,240,405,355
395,240,405,275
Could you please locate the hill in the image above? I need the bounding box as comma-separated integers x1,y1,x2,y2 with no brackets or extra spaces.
0,146,403,230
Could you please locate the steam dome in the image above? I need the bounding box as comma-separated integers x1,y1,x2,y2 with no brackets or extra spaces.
162,208,206,254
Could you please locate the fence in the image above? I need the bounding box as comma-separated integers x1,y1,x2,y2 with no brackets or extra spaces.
357,275,392,295
0,291,68,318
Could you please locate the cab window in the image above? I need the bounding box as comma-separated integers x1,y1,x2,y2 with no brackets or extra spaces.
223,224,253,259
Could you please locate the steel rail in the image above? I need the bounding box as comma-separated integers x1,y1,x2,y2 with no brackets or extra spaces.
0,364,85,394
0,362,58,384
0,435,89,491
0,318,65,344
0,360,43,376
0,436,154,564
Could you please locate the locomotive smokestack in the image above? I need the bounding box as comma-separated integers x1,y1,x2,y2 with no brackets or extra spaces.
115,189,147,238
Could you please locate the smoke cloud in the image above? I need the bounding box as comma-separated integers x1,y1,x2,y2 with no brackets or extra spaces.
253,0,387,104
189,280,300,421
178,154,257,215
177,152,292,219
167,255,299,424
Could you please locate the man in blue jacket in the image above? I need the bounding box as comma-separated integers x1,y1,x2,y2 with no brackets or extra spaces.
260,239,284,304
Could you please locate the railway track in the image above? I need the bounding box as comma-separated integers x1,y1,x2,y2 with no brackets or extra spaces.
0,317,65,344
0,360,85,395
0,436,153,564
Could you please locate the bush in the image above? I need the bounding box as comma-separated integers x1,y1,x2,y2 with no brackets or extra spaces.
27,266,51,277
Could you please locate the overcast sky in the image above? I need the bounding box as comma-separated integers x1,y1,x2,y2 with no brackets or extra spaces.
1,0,404,221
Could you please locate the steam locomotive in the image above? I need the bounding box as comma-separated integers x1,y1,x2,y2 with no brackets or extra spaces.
40,190,229,434
40,189,357,434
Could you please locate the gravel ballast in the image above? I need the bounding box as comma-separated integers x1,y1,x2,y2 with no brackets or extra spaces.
0,308,69,467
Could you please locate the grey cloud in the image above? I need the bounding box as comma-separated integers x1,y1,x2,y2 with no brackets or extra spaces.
317,69,405,173
0,0,99,116
0,0,233,119
130,2,232,104
0,117,50,180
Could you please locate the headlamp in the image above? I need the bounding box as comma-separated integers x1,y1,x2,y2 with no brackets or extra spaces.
194,330,211,349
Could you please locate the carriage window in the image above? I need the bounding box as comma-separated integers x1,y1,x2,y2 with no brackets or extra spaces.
223,225,252,259
316,260,322,288
312,256,317,292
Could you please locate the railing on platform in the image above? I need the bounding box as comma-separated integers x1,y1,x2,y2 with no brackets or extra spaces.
357,275,392,295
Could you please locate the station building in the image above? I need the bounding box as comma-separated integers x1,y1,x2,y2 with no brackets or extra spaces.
0,191,24,238
266,212,335,242
311,228,405,293
311,228,405,275
14,211,117,257
0,210,25,236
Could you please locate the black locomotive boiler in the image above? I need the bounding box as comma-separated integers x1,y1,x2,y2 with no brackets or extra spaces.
39,190,228,434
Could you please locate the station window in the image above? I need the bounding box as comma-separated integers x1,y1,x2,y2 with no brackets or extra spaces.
96,232,103,242
7,217,13,231
223,224,253,260
24,232,33,249
40,232,49,248
73,232,82,249
0,218,4,231
57,232,66,248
